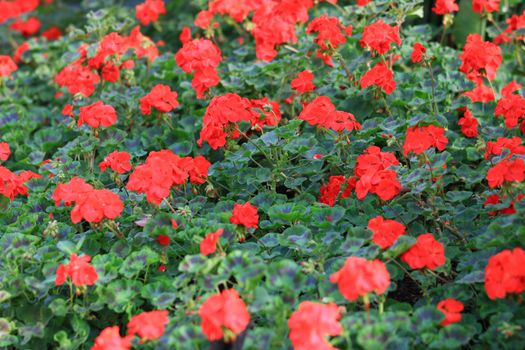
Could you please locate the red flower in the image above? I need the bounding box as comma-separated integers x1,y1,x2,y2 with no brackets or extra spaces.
140,84,179,115
437,299,464,326
402,125,448,156
62,104,74,117
472,0,500,14
78,101,117,128
495,82,525,129
411,43,426,63
432,0,459,14
485,136,525,160
250,98,282,129
127,310,169,340
70,189,124,224
463,83,495,103
180,26,191,44
330,256,390,301
192,67,220,99
200,228,224,256
306,15,348,66
41,26,62,41
291,70,316,94
55,63,100,97
53,177,93,206
288,301,343,350
0,142,10,161
484,193,524,216
356,0,372,5
194,10,214,29
400,233,446,270
459,34,502,84
102,61,120,83
55,253,98,287
9,17,41,37
199,289,250,341
298,96,361,132
360,62,396,94
368,216,406,249
90,326,133,350
0,166,41,200
99,151,132,174
136,0,166,26
486,158,525,188
360,20,401,55
14,42,30,63
319,175,356,206
157,234,171,246
230,202,259,229
0,55,18,78
485,248,525,300
458,108,479,138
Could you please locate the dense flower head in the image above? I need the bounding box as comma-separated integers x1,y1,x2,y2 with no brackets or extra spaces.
78,101,117,128
291,70,316,94
485,248,525,300
41,26,62,41
298,96,361,132
140,84,179,115
402,125,448,156
458,108,479,138
0,166,41,200
459,34,502,83
485,136,525,160
55,62,101,97
126,150,211,204
9,17,41,37
472,0,500,14
360,62,397,94
0,142,10,161
101,61,120,83
127,310,169,340
0,0,41,24
136,0,166,26
330,256,390,301
91,326,133,350
354,146,401,201
432,0,459,14
319,175,356,206
359,20,401,55
230,202,259,228
250,97,282,129
495,82,525,129
14,42,30,63
437,299,464,326
463,83,495,103
411,43,426,63
53,178,123,223
288,301,343,350
199,289,250,341
55,253,98,287
484,193,524,216
306,15,348,66
368,216,406,249
200,228,224,256
486,158,525,188
99,151,132,174
0,55,18,78
495,10,525,44
401,233,446,270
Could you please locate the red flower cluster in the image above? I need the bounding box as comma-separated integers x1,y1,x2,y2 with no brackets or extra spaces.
0,0,41,24
78,101,117,129
319,175,356,207
291,70,316,94
200,228,224,256
127,150,211,205
354,146,401,201
91,326,133,350
411,43,427,63
0,166,41,200
298,96,361,132
359,20,401,55
360,62,396,94
402,125,448,156
472,0,500,14
127,310,169,340
288,301,343,350
42,26,62,41
432,0,459,14
250,97,282,130
485,248,525,300
463,83,495,103
136,0,166,26
175,38,222,98
199,289,250,341
459,34,502,84
330,256,390,301
495,81,525,130
230,202,259,229
99,151,132,174
53,177,124,223
367,216,406,249
485,136,525,160
0,142,10,161
55,62,101,96
400,233,446,270
486,158,525,188
494,10,525,44
436,299,464,326
14,42,30,63
458,108,479,138
55,253,98,287
483,193,524,216
140,84,179,115
0,55,18,78
9,17,41,37
306,15,350,66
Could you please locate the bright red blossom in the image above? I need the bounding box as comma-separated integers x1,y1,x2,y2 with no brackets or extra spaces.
0,55,18,78
472,0,500,14
0,166,41,200
458,108,479,138
288,301,343,350
127,310,169,340
486,158,525,188
140,84,179,115
436,299,464,326
99,151,132,174
230,202,259,229
360,20,401,55
78,101,117,128
459,34,502,84
360,63,396,94
368,216,406,249
485,248,525,300
9,17,41,37
495,81,525,129
200,228,224,256
136,0,166,26
291,70,315,94
306,15,348,66
403,125,448,156
199,289,250,341
90,326,133,350
319,175,356,207
411,43,426,63
485,136,525,160
330,256,390,301
298,96,361,132
463,83,495,103
55,253,98,287
401,233,446,270
432,0,459,14
0,142,10,161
